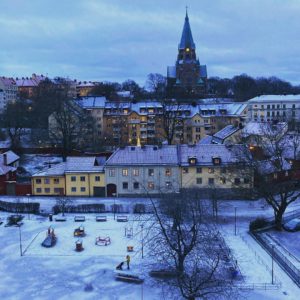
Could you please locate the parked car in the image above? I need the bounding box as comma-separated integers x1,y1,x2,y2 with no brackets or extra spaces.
283,218,300,232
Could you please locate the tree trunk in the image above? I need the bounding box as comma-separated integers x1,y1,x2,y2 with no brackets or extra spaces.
274,208,285,230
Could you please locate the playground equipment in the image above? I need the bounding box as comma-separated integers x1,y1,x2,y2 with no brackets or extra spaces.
74,226,85,237
42,227,57,248
124,226,133,238
95,236,111,246
75,239,84,252
5,215,24,227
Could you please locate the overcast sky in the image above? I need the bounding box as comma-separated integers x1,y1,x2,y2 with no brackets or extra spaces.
0,0,300,86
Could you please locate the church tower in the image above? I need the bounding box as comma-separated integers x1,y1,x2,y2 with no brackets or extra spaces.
167,10,207,99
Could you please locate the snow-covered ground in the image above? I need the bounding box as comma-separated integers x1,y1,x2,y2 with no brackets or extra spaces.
1,198,300,299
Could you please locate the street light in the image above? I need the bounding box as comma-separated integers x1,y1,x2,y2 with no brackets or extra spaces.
26,194,31,220
141,224,144,259
271,244,275,284
18,225,23,256
234,207,237,236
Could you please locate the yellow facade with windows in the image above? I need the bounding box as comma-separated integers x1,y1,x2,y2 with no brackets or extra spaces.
32,176,66,196
65,172,105,196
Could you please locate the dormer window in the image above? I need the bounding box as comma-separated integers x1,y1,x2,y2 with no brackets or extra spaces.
212,157,221,165
188,156,197,165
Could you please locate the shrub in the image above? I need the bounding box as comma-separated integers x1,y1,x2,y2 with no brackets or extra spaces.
249,217,268,231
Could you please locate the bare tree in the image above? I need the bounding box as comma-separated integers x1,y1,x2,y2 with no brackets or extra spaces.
55,197,73,216
239,123,300,230
146,73,166,100
147,190,237,300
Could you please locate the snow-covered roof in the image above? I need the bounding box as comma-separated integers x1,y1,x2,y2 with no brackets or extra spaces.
32,156,105,177
0,165,16,175
242,122,288,137
14,78,38,87
179,144,245,166
76,96,106,109
257,159,291,175
0,150,20,165
212,125,240,144
198,136,213,144
76,81,95,87
248,95,300,103
105,145,179,166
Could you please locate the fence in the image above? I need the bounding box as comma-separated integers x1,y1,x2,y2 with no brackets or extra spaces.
251,231,300,287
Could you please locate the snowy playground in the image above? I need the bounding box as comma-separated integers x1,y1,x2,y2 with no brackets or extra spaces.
1,198,300,299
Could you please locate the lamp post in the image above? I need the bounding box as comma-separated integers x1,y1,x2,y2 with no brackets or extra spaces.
271,244,275,284
26,193,31,220
234,207,237,236
112,193,116,220
141,224,144,259
18,225,23,256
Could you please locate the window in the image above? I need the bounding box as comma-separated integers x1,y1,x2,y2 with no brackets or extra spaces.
182,167,189,174
208,168,214,174
123,182,128,189
212,157,221,165
80,176,85,182
44,178,50,184
220,177,226,184
132,169,139,176
221,168,226,174
80,187,86,192
95,176,100,182
196,127,201,132
165,181,172,188
54,188,61,193
234,178,241,185
122,169,128,176
165,168,172,176
148,169,154,176
54,178,59,184
109,169,115,177
44,188,50,193
196,178,202,184
148,182,154,189
71,176,76,182
36,188,42,193
71,187,76,192
196,167,202,174
36,179,41,184
208,178,214,185
244,178,250,184
133,182,139,189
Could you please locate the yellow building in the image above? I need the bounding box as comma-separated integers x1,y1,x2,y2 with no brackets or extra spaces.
32,157,106,197
180,144,253,191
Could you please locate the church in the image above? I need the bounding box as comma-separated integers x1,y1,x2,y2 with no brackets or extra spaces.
167,10,207,99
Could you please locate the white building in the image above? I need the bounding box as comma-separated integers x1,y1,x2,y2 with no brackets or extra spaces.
0,77,17,110
247,95,300,123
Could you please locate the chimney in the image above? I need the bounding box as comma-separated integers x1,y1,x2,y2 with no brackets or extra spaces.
3,153,7,166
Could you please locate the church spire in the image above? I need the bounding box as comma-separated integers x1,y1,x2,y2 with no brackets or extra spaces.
179,9,195,50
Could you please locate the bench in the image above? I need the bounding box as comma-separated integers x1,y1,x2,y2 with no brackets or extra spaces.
115,272,144,284
96,215,107,222
74,216,85,222
117,215,128,222
95,236,111,246
55,217,67,222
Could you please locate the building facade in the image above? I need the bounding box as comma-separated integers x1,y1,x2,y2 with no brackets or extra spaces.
31,157,105,197
248,95,300,123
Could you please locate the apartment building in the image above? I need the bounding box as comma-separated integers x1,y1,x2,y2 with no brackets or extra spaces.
0,77,17,109
248,95,300,123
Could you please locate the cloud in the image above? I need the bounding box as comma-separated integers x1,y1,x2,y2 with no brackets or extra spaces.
0,0,299,85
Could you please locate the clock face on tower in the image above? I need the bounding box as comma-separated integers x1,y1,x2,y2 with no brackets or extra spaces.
186,48,190,52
